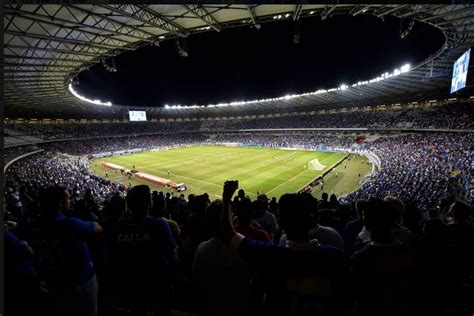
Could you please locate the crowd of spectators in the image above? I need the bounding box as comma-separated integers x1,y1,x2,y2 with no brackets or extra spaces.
4,119,474,315
6,121,201,140
200,105,474,130
6,131,473,214
346,133,473,211
4,177,474,316
5,102,473,145
38,134,208,155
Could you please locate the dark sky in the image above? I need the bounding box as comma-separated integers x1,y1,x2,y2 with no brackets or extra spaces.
76,14,445,107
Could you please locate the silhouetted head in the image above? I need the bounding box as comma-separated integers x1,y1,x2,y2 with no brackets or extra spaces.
126,185,152,217
40,186,70,217
206,200,223,234
449,200,471,224
106,193,127,220
236,197,253,226
364,198,394,243
151,193,167,218
279,193,312,242
321,192,328,202
384,196,405,225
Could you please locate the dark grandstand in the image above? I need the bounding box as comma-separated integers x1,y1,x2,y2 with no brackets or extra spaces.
3,4,474,316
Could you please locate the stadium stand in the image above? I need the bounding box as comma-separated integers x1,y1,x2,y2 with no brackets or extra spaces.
4,102,474,145
4,4,474,316
4,124,474,315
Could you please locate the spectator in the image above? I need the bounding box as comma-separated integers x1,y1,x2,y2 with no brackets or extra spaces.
4,228,37,316
342,199,366,254
220,182,349,315
319,192,332,209
254,194,279,236
106,185,176,313
30,186,102,316
193,200,250,316
234,197,271,242
279,194,344,251
356,196,412,247
151,191,181,243
269,196,278,215
351,198,418,315
329,193,341,210
444,201,474,279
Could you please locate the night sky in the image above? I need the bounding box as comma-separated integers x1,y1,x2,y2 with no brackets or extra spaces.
76,14,445,107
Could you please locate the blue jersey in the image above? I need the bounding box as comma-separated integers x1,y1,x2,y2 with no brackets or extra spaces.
107,216,176,299
5,230,35,283
29,214,96,288
238,238,350,314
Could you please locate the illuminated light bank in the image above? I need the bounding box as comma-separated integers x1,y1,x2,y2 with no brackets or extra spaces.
165,63,411,109
68,84,112,106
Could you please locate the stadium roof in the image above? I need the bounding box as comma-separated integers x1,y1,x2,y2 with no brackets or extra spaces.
4,4,474,119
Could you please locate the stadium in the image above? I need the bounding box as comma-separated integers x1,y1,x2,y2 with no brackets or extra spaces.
3,4,474,316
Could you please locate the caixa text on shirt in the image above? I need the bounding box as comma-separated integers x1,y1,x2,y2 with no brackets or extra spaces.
117,233,151,242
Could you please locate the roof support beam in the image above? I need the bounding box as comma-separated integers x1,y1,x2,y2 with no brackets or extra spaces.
421,6,474,22
137,5,189,37
246,5,257,26
321,5,337,20
66,5,157,43
4,64,79,70
4,8,136,47
436,14,474,26
5,30,133,51
4,55,87,64
4,69,70,73
7,79,64,84
293,4,303,21
376,5,410,18
101,4,188,37
5,74,66,78
183,5,221,32
351,5,372,16
5,44,114,57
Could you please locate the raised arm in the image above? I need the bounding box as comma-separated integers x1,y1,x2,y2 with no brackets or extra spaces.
220,180,239,245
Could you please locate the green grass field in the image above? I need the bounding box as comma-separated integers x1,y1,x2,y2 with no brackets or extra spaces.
89,145,371,199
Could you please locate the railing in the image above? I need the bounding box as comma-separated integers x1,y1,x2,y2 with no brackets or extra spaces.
4,150,44,173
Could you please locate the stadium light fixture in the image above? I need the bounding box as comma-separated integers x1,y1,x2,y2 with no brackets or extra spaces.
161,61,413,109
69,84,112,106
101,58,117,73
400,64,411,73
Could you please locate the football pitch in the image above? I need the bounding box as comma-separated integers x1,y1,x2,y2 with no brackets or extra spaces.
89,145,371,199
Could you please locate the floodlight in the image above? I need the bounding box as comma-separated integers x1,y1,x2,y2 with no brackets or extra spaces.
400,64,410,73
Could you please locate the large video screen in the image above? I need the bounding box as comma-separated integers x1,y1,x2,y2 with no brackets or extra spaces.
450,48,470,93
129,111,147,122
